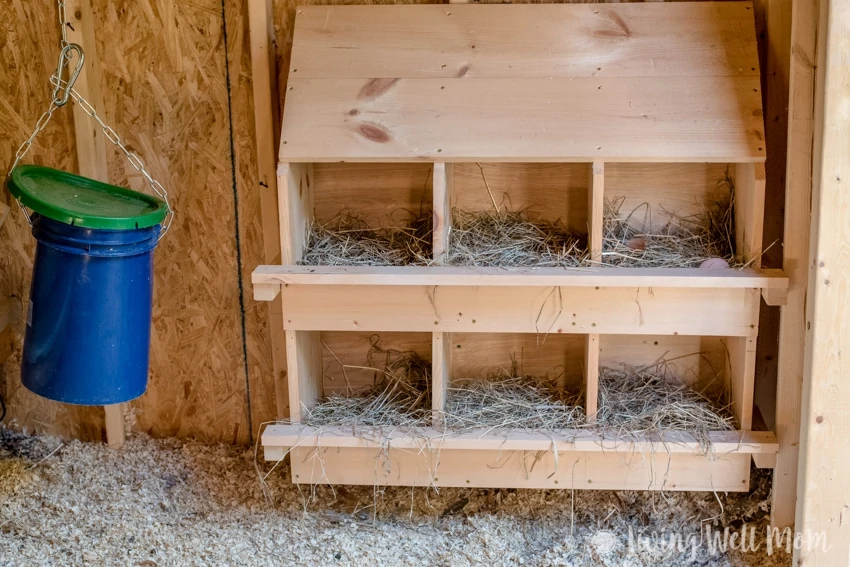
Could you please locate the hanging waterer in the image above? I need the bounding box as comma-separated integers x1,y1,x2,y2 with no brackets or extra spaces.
4,1,173,405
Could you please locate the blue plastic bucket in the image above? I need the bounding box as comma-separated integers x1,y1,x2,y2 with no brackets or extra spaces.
21,213,161,405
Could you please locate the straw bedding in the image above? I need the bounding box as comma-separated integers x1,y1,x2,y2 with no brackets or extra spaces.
304,339,432,428
596,363,735,448
299,212,432,266
298,174,746,269
0,426,788,566
445,210,587,268
304,338,733,445
598,193,741,268
443,372,586,432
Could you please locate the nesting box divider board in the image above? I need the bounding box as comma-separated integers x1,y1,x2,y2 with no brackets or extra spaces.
584,334,600,423
255,2,787,490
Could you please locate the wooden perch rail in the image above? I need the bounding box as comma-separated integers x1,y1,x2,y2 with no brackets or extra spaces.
263,425,778,455
253,265,788,300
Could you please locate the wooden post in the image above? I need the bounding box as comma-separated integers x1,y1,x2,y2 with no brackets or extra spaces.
432,331,451,429
794,0,850,562
66,0,123,448
285,331,322,423
771,0,818,530
728,335,757,431
432,163,453,264
732,163,767,269
584,334,599,422
588,162,604,264
248,0,289,419
277,162,314,266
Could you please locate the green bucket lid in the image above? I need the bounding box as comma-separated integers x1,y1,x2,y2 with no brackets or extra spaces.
6,165,168,230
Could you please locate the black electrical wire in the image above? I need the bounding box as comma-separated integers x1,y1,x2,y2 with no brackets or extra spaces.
0,391,6,423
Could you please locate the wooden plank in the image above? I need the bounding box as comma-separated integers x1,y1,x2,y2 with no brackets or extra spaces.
67,0,109,182
794,0,850,562
289,4,759,80
286,446,752,491
728,336,758,431
451,333,585,389
286,331,322,423
432,163,452,264
585,334,599,422
762,286,788,306
588,163,604,263
264,425,777,455
280,76,765,163
451,163,588,230
604,163,732,232
248,0,288,420
103,405,124,449
732,163,767,268
753,453,777,469
600,335,728,390
279,285,762,337
66,0,123,448
253,265,788,290
432,332,451,428
253,282,280,302
277,162,313,265
312,163,433,227
771,0,818,531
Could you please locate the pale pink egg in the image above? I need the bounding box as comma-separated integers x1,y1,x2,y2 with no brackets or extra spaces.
700,258,730,270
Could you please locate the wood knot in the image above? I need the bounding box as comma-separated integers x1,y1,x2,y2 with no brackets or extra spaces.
358,78,400,100
593,11,632,39
358,122,392,143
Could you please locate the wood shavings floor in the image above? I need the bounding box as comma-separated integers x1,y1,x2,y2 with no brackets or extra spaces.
0,427,790,566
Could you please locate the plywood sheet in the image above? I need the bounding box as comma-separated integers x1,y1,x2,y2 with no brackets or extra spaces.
91,0,250,443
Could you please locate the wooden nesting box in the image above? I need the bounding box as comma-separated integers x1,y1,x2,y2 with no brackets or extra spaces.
253,2,787,491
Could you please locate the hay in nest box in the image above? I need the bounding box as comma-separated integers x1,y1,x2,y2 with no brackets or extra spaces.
446,209,587,268
596,362,735,449
599,175,742,268
299,211,432,266
443,371,586,432
304,338,432,429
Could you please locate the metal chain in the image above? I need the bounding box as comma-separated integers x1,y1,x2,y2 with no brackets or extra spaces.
54,76,174,235
6,0,173,238
58,0,68,47
8,102,62,224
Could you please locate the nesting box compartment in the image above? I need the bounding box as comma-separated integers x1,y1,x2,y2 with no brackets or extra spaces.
254,1,787,491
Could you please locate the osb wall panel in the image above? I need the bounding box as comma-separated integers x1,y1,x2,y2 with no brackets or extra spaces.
0,0,104,441
88,0,251,444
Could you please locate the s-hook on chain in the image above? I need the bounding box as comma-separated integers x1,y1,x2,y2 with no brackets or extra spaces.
7,0,174,238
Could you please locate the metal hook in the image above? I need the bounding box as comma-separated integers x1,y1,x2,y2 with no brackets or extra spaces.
51,43,85,107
